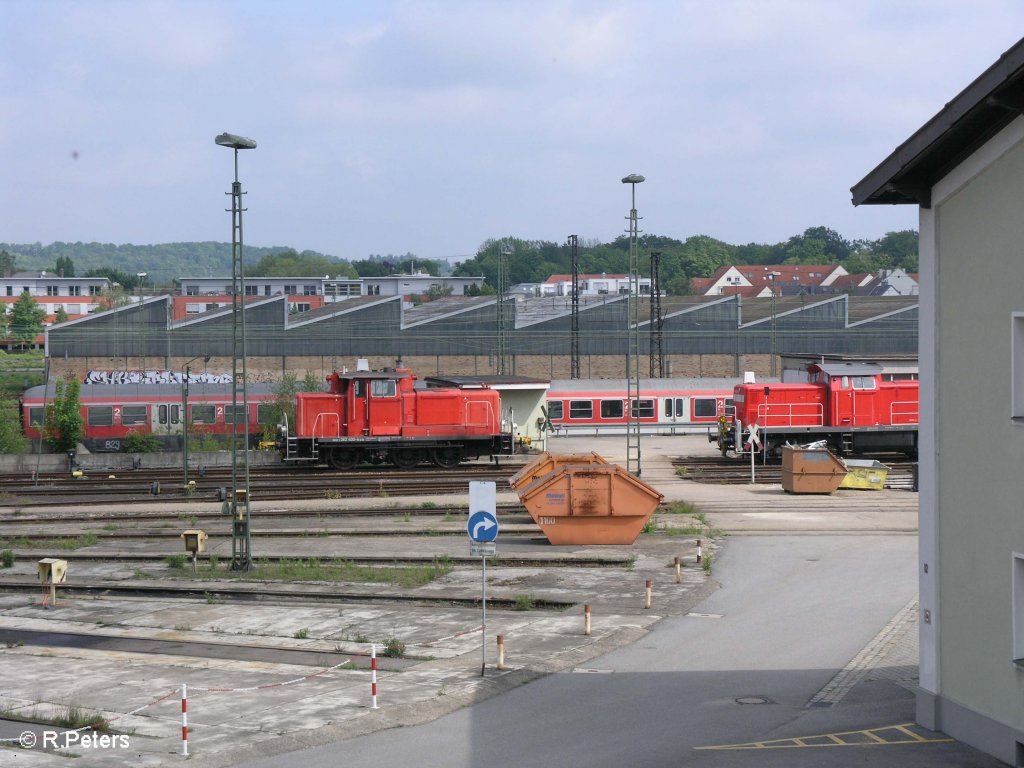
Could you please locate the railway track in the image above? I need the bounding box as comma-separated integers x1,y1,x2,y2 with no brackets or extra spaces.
0,466,518,506
671,455,918,490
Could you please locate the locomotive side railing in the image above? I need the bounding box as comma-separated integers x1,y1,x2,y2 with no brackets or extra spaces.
311,412,340,438
755,402,824,427
890,400,919,425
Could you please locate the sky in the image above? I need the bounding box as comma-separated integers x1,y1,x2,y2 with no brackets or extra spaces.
3,1,1024,274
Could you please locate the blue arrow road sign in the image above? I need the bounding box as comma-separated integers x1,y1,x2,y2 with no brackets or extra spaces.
468,510,499,543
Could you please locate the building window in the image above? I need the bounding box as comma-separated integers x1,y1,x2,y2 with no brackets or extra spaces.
185,286,198,296
68,285,81,296
46,285,60,296
285,285,297,295
244,285,258,296
1014,314,1024,419
1014,554,1024,664
5,287,11,296
89,285,101,295
303,285,318,295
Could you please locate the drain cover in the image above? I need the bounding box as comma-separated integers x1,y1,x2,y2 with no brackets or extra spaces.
735,696,773,705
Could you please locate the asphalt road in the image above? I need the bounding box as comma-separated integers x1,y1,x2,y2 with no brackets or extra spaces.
236,534,1002,768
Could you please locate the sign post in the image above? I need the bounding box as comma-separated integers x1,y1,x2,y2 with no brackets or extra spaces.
468,481,498,676
747,422,762,483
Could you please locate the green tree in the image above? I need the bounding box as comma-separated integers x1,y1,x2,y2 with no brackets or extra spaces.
53,306,70,324
7,291,47,347
44,377,84,453
302,371,324,392
250,249,356,278
0,398,27,454
54,255,75,277
0,249,16,278
91,284,131,312
261,373,301,441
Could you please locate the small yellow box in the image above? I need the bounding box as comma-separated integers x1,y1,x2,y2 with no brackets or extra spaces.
38,558,68,584
180,529,208,554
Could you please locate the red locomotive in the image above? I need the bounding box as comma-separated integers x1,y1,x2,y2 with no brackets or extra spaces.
279,367,514,468
714,362,918,457
21,382,277,453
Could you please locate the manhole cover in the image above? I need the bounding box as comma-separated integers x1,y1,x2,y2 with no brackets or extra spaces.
735,696,773,705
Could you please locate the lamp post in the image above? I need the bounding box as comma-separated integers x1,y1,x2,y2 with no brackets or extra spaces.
216,131,256,572
136,272,147,301
767,271,781,376
181,355,210,492
622,173,644,476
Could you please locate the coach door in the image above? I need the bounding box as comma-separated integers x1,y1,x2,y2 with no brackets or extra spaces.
664,397,686,426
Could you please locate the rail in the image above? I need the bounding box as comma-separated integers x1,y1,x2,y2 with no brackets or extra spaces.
890,400,919,425
755,402,824,428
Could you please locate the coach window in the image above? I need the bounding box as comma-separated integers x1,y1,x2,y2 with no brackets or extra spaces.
569,400,593,419
225,405,247,425
191,405,215,424
630,399,655,418
28,407,45,428
170,404,179,425
88,406,113,427
122,405,147,426
600,399,624,419
693,398,717,418
158,404,168,425
547,401,563,420
371,379,397,398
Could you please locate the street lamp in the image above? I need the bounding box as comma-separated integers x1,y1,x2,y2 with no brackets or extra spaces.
216,131,256,572
767,271,781,376
181,355,210,493
136,272,147,301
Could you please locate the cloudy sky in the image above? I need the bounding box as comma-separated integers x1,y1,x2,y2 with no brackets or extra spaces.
3,1,1024,270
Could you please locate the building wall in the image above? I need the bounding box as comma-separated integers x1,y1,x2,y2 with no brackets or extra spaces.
928,116,1024,761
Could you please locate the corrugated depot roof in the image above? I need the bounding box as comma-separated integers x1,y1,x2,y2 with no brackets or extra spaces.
852,36,1024,207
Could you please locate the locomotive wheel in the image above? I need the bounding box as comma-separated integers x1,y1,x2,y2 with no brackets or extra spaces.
328,448,360,470
391,447,423,469
431,447,461,468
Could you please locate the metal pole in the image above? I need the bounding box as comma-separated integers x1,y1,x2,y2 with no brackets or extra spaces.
182,364,189,489
481,554,487,676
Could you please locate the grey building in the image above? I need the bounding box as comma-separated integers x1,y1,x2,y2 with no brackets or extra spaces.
853,34,1024,765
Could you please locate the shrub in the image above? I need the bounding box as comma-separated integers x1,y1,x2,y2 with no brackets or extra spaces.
382,636,406,657
0,549,13,568
122,429,161,453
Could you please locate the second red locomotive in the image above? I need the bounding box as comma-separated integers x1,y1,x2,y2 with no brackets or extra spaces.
279,367,514,469
715,362,919,458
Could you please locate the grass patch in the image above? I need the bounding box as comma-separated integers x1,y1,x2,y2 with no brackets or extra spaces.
702,552,714,575
663,501,702,517
294,627,309,639
513,594,535,611
420,501,438,509
165,553,188,569
382,636,405,657
0,549,13,568
186,556,454,588
1,533,102,551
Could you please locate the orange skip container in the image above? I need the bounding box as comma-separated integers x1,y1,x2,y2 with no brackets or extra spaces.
514,455,663,545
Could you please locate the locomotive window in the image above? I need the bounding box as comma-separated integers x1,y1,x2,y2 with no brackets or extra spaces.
122,405,147,425
547,401,563,420
353,379,366,397
724,398,735,417
630,399,655,418
693,398,717,418
852,376,877,390
600,400,624,419
568,400,593,419
190,405,215,424
257,404,275,424
88,406,113,427
28,407,45,427
371,380,397,398
225,405,248,425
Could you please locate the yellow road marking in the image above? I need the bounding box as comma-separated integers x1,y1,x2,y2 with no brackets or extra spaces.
695,723,955,750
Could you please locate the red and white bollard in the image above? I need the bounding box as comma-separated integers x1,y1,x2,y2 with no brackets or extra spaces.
496,634,505,670
696,539,703,565
674,556,682,584
584,604,592,636
180,683,188,756
644,579,653,609
370,643,379,709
